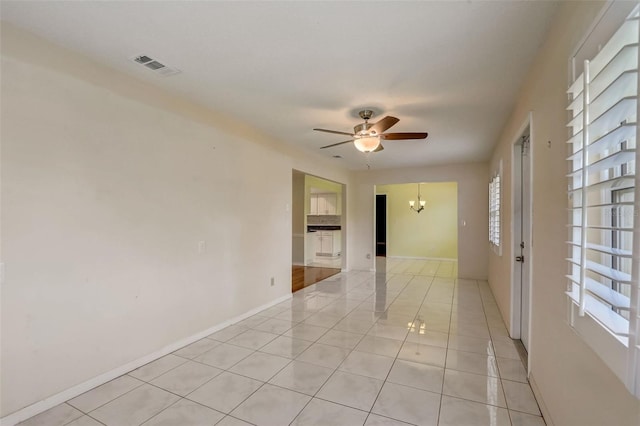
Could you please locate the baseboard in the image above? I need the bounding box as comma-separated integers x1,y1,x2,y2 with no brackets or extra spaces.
0,293,292,426
529,372,553,426
458,275,489,281
387,256,457,261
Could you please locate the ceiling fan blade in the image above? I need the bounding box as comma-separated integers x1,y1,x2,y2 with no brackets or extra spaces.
313,128,355,137
381,132,428,140
373,144,384,152
320,140,354,149
369,116,399,134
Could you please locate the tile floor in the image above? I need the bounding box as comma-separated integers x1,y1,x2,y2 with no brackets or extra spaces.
307,254,342,269
18,259,544,426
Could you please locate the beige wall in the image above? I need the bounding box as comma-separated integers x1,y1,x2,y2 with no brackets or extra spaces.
305,175,343,216
488,1,640,424
306,175,342,193
0,24,351,418
376,182,458,259
349,163,488,279
7,1,640,423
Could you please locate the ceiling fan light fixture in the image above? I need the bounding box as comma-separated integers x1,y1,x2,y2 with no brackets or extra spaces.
354,136,380,152
315,110,428,154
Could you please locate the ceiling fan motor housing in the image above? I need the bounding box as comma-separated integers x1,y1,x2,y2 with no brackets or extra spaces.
353,122,373,136
358,109,374,121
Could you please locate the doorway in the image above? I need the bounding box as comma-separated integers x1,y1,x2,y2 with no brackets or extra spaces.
374,182,458,274
291,170,344,292
512,121,532,352
376,194,387,257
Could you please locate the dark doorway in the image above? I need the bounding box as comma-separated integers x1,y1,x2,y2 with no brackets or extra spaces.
376,194,387,257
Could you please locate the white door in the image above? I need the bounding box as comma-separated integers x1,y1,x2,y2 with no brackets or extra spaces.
514,131,532,351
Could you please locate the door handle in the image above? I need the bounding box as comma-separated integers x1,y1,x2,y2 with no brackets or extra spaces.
515,256,524,263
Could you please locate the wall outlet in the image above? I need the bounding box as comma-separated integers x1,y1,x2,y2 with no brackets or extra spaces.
366,253,371,259
270,277,275,286
197,240,206,254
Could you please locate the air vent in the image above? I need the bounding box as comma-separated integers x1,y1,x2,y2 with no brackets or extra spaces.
131,55,180,77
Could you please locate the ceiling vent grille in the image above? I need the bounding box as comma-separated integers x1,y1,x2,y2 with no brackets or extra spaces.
131,55,180,76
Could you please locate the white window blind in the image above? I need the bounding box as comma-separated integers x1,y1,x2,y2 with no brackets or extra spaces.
489,174,501,247
566,5,640,397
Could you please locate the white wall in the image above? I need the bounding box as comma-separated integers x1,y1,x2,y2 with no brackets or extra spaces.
0,24,351,418
348,163,488,279
488,1,640,424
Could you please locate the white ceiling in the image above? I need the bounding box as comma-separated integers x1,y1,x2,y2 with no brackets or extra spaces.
1,1,559,170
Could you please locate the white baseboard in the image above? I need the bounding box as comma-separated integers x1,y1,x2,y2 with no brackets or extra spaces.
387,256,457,261
529,372,553,426
0,293,292,426
457,276,489,281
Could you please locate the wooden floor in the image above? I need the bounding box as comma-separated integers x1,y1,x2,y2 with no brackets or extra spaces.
291,265,341,293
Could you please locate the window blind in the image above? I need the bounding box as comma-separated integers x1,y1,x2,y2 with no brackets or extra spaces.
566,5,639,396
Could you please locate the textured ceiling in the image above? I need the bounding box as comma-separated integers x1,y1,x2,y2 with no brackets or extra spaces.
1,1,559,170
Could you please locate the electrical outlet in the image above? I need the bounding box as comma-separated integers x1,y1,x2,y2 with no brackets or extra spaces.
270,277,275,286
198,241,206,254
366,253,371,259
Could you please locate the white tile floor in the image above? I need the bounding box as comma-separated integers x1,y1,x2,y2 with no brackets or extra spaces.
307,254,342,269
18,259,545,426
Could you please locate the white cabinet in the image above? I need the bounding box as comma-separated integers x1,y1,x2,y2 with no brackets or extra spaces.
309,193,337,215
318,233,331,255
315,230,341,256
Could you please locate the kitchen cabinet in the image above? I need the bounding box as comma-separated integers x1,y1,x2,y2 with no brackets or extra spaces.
315,230,341,256
309,193,337,215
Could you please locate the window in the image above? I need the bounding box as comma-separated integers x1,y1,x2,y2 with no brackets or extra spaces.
489,172,501,248
566,4,640,397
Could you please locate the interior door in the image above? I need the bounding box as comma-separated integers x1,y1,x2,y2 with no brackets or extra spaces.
376,194,387,257
514,132,532,351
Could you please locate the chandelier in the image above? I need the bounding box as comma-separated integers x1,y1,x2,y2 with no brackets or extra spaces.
409,183,426,213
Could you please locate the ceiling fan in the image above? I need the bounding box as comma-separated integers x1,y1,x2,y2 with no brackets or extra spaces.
314,109,428,153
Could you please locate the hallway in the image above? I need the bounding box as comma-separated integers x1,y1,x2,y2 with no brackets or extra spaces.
20,260,542,426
